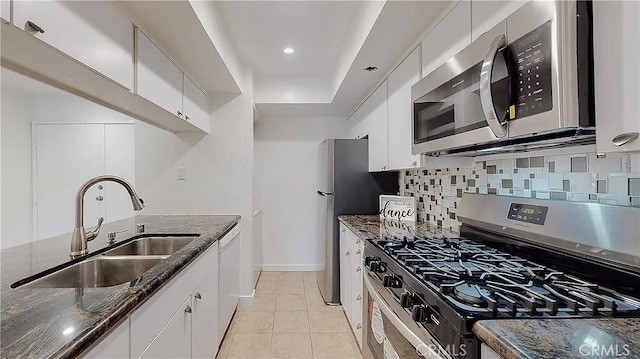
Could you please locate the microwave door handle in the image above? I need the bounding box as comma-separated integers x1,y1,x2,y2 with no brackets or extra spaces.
480,34,508,138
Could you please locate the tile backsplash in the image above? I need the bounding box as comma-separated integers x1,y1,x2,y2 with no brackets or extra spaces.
399,150,640,232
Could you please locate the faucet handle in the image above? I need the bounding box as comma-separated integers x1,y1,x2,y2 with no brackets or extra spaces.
107,229,128,245
86,217,104,242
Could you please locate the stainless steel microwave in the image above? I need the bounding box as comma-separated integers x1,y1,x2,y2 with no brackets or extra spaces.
412,0,595,156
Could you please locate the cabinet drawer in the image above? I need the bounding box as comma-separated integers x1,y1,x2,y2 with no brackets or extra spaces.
130,241,218,358
13,0,134,90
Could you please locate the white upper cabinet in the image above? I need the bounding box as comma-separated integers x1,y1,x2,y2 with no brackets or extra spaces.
1,0,10,22
135,28,183,118
471,1,527,41
367,81,389,172
347,81,389,172
388,47,421,170
13,0,134,90
421,1,471,78
594,0,640,153
182,74,210,133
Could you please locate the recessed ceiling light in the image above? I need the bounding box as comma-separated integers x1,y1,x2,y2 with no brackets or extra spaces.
364,66,378,72
283,48,294,54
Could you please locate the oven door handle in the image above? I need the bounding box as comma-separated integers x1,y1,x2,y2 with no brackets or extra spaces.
364,275,440,358
480,34,508,139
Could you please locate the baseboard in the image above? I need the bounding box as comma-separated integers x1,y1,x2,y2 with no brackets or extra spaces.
261,264,323,272
239,289,255,305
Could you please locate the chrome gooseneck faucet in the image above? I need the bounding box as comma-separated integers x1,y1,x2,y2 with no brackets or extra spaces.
70,175,145,258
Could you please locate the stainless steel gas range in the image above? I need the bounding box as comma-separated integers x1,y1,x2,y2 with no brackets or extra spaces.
362,194,640,359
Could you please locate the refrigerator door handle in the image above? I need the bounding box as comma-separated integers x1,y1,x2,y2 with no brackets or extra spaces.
317,190,335,196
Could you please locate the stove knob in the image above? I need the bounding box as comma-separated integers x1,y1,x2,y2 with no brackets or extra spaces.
411,305,426,323
400,292,415,308
382,275,402,288
367,259,379,272
382,274,394,287
364,256,375,266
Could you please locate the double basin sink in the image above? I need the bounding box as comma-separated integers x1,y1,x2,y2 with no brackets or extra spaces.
15,235,199,289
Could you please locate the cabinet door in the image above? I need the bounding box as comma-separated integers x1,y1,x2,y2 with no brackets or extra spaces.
1,0,10,22
594,0,640,153
471,1,526,41
339,232,352,317
183,74,210,133
84,319,129,359
388,47,421,170
421,1,471,77
366,81,389,172
13,0,134,90
135,28,183,118
140,297,192,359
192,265,219,359
350,245,363,349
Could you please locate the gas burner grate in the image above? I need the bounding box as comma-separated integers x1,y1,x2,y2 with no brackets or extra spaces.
371,236,640,318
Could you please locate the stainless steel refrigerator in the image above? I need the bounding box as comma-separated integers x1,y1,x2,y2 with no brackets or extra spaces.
316,139,397,304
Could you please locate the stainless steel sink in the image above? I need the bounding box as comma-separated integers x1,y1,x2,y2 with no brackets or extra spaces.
20,256,165,288
103,236,196,256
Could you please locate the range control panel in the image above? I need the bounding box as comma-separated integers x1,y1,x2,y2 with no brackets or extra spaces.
507,203,549,225
511,21,553,119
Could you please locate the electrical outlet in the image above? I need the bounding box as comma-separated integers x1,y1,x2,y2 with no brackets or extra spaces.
177,167,187,181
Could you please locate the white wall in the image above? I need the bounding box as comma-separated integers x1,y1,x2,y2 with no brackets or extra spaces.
1,89,32,249
0,81,134,249
135,72,255,297
254,116,346,270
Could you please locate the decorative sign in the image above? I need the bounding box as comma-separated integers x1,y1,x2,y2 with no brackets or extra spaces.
379,195,416,222
371,301,385,344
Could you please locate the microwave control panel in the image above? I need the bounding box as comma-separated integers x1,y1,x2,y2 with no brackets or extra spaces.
511,21,553,119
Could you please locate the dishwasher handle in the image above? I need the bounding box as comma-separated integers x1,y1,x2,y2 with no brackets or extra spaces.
219,224,241,252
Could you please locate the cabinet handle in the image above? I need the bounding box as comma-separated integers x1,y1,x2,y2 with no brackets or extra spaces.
185,115,190,121
412,161,418,167
26,21,45,34
357,295,362,301
356,250,361,255
184,305,192,313
612,132,639,147
357,323,362,329
346,251,350,256
177,110,183,118
356,239,361,244
194,292,202,299
356,267,362,272
96,196,104,201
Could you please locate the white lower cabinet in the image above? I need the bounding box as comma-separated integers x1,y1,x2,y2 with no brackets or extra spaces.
339,223,364,349
192,265,220,359
140,296,193,359
83,319,130,359
81,224,241,359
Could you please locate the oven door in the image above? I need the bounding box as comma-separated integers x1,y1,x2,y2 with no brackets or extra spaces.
411,24,509,155
362,273,445,359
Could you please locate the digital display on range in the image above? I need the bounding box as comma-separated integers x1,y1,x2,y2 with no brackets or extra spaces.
510,21,553,119
507,203,548,225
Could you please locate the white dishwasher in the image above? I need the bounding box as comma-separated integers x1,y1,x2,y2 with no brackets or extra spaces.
218,224,240,346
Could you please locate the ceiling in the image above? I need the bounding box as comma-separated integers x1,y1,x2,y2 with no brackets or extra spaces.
214,0,453,118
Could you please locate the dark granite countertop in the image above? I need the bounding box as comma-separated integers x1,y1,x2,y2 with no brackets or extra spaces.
338,215,459,240
1,215,240,359
474,318,640,358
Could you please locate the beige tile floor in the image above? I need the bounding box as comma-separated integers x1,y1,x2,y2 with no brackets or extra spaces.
217,271,362,359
